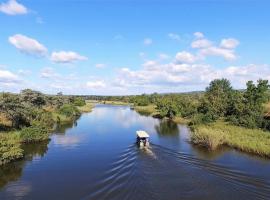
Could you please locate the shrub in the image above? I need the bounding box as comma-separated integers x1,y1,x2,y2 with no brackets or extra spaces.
0,133,23,165
31,111,55,130
189,113,215,126
58,104,80,117
19,126,49,143
73,97,86,107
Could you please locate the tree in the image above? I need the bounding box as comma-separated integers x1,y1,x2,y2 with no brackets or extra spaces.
0,93,31,128
229,79,270,128
198,78,233,119
20,89,46,108
156,96,179,118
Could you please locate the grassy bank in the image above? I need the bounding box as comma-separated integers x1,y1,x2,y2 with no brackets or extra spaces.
0,103,94,166
133,104,157,116
191,121,270,157
133,104,190,124
172,116,190,124
77,101,94,113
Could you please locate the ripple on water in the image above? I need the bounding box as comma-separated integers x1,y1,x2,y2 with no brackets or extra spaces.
83,144,270,200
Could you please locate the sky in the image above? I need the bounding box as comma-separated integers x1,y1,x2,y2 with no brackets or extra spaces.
0,0,270,95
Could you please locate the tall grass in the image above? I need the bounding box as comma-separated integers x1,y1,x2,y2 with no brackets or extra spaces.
133,104,158,116
191,121,270,157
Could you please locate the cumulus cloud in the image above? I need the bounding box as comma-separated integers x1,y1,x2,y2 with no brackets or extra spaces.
143,38,153,46
220,38,240,49
0,0,28,15
0,69,19,83
86,80,106,88
175,51,197,63
191,33,239,61
168,33,181,41
114,59,270,92
9,34,47,57
199,46,237,61
50,51,88,63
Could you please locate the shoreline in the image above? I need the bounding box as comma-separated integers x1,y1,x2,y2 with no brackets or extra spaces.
130,104,270,158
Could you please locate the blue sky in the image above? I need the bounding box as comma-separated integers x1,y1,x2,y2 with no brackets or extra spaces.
0,0,270,95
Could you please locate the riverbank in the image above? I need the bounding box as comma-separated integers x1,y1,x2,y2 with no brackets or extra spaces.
76,100,94,113
191,121,270,157
0,102,95,166
133,104,270,157
132,104,157,116
133,104,189,124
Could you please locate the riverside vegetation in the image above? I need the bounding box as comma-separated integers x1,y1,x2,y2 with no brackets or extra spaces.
1,78,270,165
0,90,93,165
87,79,270,157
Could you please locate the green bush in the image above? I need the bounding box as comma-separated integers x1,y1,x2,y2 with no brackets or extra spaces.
0,133,23,165
58,104,80,117
189,113,215,126
73,97,86,107
19,126,49,143
31,111,55,129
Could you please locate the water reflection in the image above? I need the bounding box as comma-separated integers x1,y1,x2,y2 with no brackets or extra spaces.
0,140,49,189
53,135,83,148
1,105,270,200
54,120,78,134
155,119,179,137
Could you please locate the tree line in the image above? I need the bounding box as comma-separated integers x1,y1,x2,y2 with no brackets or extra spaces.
87,79,270,130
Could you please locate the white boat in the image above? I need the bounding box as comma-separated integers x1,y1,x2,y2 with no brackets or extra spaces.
136,130,150,147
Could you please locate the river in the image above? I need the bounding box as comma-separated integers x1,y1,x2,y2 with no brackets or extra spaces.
1,104,270,200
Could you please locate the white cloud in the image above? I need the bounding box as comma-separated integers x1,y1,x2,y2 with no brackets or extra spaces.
220,38,239,49
199,46,237,61
114,59,270,93
142,60,159,70
143,38,153,46
86,80,106,89
168,33,181,41
191,39,212,49
191,34,239,61
50,51,88,63
95,63,106,68
0,0,28,15
0,69,19,83
194,32,204,39
9,34,47,57
175,51,197,63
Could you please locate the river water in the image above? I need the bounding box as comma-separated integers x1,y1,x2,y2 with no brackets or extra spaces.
1,104,270,200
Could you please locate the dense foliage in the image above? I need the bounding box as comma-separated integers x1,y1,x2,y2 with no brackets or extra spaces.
20,126,49,143
0,89,87,165
0,133,23,165
86,78,270,131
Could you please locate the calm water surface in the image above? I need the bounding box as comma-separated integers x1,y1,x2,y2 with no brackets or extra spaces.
1,105,270,200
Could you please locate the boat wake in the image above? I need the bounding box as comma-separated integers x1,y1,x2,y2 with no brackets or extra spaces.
83,143,270,200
